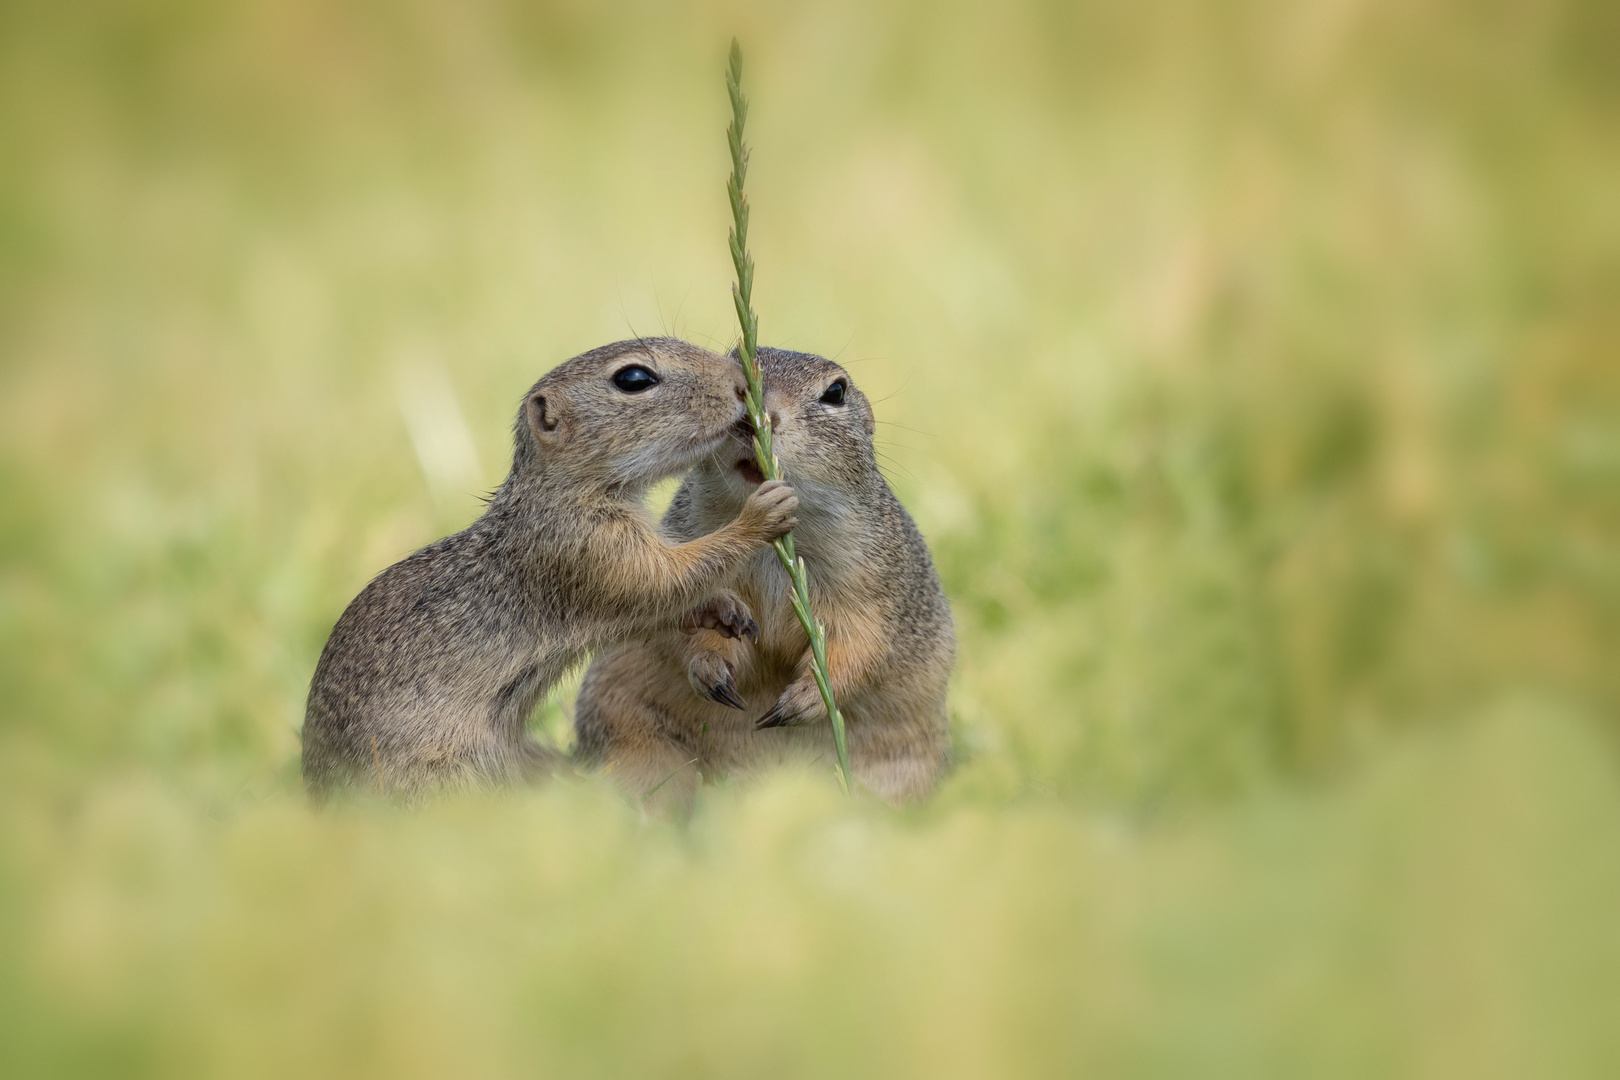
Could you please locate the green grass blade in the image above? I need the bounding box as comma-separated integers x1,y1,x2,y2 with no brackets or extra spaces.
725,39,853,796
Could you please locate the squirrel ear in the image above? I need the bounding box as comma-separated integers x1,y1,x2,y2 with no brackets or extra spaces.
525,391,567,446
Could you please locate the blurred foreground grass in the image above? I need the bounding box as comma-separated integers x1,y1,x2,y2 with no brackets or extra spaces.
1,0,1617,1075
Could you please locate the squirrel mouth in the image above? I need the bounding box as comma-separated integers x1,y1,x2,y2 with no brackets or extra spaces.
729,416,766,484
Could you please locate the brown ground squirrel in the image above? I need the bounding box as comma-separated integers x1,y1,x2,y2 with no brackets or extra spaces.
302,338,799,799
573,347,955,807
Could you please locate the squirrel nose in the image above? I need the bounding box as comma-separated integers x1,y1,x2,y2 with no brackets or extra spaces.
768,410,781,430
734,383,747,403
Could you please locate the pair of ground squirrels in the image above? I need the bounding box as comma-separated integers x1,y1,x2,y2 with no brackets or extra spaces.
302,338,799,799
574,347,956,808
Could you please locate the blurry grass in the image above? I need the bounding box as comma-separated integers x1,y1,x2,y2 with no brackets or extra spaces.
5,703,1619,1077
1,0,1617,1074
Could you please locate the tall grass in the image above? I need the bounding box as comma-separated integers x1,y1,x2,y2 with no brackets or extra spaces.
0,0,1617,1075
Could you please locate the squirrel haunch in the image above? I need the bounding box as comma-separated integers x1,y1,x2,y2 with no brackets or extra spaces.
574,347,955,808
301,338,798,800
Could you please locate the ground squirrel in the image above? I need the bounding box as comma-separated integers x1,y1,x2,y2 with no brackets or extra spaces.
302,338,799,799
574,347,955,807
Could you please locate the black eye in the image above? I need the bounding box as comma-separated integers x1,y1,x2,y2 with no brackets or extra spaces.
819,379,847,406
612,365,659,393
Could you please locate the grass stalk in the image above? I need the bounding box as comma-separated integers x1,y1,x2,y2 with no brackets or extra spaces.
725,40,853,795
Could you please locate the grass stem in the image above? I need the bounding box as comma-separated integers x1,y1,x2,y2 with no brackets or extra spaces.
725,39,853,795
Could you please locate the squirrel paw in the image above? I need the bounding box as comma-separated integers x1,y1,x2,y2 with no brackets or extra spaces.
739,479,799,542
756,675,828,729
687,652,747,710
680,592,759,643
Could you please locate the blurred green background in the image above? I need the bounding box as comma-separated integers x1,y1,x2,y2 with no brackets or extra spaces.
2,0,1617,1075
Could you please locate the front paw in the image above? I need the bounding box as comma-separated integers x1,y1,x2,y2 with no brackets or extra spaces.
756,676,828,729
687,651,747,710
739,479,799,543
680,592,759,643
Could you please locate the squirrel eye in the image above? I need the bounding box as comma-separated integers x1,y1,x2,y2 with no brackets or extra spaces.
819,379,847,406
611,365,659,393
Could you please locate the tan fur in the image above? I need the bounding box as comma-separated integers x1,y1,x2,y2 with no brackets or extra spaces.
575,348,955,809
301,338,798,800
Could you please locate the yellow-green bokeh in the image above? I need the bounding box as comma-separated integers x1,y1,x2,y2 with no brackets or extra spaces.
1,0,1616,1075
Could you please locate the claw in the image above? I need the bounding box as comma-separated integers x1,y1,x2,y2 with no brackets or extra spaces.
756,701,793,729
709,677,747,711
687,605,761,643
719,612,759,643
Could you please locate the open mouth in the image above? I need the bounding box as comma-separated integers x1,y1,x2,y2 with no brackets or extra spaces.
727,416,766,484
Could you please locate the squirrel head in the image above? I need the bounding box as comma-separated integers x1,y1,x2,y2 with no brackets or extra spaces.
512,338,748,492
714,347,878,498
